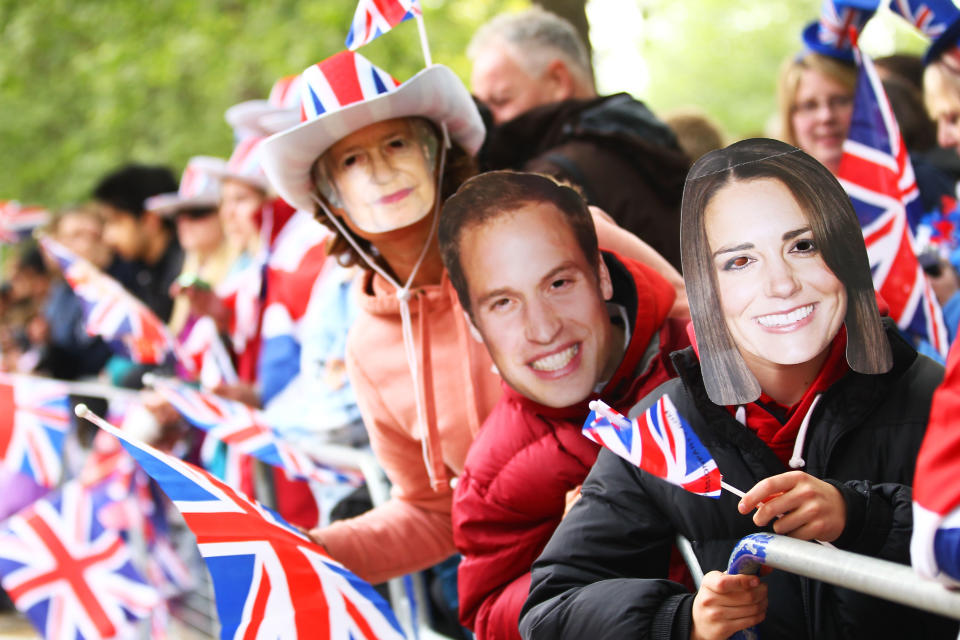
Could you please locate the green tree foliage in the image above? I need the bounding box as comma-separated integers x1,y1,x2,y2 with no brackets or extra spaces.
638,0,928,141
0,0,516,208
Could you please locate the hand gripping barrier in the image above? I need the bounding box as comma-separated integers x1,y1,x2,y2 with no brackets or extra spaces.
725,533,960,640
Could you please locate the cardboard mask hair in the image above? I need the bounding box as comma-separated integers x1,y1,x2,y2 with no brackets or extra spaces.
680,138,892,406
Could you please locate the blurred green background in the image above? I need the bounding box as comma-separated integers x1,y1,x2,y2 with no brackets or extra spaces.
0,0,929,208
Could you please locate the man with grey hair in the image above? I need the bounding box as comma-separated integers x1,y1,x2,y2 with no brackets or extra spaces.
470,6,689,270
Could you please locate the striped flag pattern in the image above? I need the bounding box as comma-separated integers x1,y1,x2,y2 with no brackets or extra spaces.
836,47,949,356
583,396,722,498
87,413,406,640
345,0,421,50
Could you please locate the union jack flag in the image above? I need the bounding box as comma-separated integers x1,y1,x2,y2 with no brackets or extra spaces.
39,236,192,369
0,374,72,488
84,410,406,640
149,377,363,488
0,480,159,640
889,0,952,39
816,0,862,49
836,47,949,357
300,51,401,122
177,315,239,389
345,0,421,50
583,396,722,498
0,201,50,244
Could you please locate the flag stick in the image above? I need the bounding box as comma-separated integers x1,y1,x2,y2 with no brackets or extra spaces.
415,14,432,67
75,403,118,436
721,481,746,498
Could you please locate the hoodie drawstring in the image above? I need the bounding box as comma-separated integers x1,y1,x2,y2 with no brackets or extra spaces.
789,393,821,469
311,129,450,491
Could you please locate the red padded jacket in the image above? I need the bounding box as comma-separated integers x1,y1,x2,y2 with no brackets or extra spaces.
452,252,690,640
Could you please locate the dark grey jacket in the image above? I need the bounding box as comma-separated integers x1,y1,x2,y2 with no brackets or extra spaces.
520,326,958,640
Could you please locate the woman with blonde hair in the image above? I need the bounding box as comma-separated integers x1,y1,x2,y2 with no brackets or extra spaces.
775,1,871,174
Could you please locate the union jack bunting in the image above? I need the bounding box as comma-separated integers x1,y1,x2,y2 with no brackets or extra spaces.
149,377,363,487
86,413,406,640
345,0,421,50
0,480,159,640
583,397,722,498
0,201,50,244
889,0,953,39
0,374,72,488
300,51,400,122
836,47,949,356
39,237,191,369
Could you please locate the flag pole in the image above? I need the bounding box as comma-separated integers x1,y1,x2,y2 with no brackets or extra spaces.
415,13,432,67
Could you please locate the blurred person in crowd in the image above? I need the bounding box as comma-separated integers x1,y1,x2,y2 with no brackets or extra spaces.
259,49,686,596
91,164,183,322
0,246,51,372
777,47,857,175
469,7,689,270
665,108,727,162
438,171,690,640
780,3,954,233
35,205,114,379
908,0,960,587
145,156,237,338
521,138,957,640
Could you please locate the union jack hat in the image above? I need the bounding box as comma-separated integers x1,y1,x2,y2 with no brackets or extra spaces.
886,0,960,66
205,137,271,192
225,74,303,138
260,50,485,214
145,156,227,216
801,0,878,61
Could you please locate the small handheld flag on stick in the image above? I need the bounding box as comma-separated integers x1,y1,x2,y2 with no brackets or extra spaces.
75,404,406,640
345,0,431,66
584,397,725,498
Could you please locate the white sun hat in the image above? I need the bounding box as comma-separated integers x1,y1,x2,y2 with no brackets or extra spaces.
205,136,271,192
224,73,303,138
145,156,227,216
259,50,485,214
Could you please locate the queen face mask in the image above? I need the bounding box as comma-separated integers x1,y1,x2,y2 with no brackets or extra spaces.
316,117,440,234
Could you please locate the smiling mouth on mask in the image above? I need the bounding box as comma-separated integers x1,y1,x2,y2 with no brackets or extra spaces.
756,304,815,328
530,343,579,372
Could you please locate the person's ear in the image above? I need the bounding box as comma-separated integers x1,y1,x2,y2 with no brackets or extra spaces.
544,59,576,101
597,255,613,301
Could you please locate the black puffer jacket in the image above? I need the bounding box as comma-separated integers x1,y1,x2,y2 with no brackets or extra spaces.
520,325,957,640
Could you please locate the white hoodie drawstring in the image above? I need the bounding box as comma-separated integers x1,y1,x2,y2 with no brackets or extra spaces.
311,126,450,489
789,393,822,469
735,394,821,470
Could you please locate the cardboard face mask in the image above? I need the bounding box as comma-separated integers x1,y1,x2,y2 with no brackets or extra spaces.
317,118,439,234
680,138,892,406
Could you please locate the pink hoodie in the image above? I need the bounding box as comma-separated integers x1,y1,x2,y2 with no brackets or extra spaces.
318,268,503,583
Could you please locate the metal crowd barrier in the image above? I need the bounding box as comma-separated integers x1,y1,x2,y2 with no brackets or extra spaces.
726,533,960,621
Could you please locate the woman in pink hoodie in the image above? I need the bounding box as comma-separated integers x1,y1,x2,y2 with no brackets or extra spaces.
260,50,687,585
